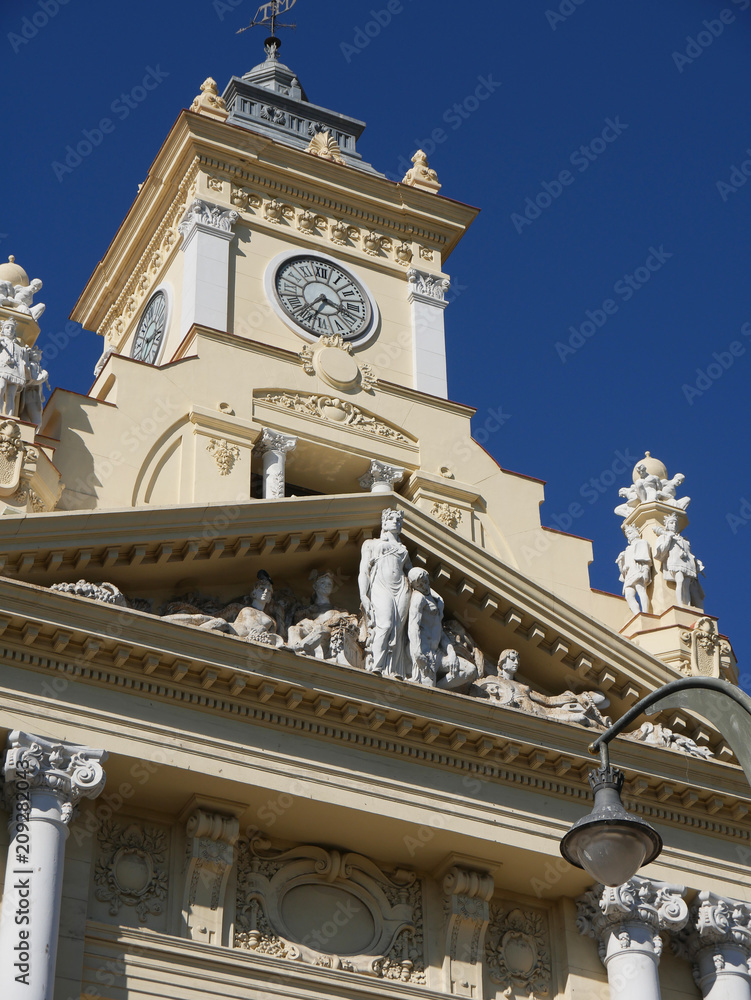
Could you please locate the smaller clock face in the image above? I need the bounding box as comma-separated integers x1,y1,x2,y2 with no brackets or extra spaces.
274,256,372,339
132,291,167,364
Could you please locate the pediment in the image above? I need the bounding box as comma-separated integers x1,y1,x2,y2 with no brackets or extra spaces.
0,492,689,723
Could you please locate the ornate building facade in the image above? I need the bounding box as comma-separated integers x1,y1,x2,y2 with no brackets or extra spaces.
0,28,748,1000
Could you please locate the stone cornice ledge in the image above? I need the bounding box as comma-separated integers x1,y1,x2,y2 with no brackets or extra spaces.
0,580,750,837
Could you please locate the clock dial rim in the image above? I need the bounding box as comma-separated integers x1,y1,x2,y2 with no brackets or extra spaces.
131,289,169,364
264,249,380,347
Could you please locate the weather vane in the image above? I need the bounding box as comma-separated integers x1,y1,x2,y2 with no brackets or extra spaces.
237,0,298,39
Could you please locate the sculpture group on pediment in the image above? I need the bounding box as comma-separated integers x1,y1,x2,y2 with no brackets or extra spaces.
473,649,611,728
162,571,285,648
46,511,615,730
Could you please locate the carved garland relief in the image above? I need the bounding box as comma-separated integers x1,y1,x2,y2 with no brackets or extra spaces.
94,820,169,923
234,839,425,982
256,391,409,442
485,903,552,998
225,180,438,268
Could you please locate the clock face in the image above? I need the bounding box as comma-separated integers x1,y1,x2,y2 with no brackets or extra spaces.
274,255,373,339
132,291,167,364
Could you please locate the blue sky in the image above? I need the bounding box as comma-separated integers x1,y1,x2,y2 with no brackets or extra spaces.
2,0,750,675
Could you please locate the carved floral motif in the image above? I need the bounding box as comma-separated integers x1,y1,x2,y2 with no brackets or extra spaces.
680,617,731,677
257,391,408,441
178,199,239,236
407,268,451,301
264,198,294,224
206,437,241,475
330,220,360,245
485,904,552,997
297,209,327,235
231,186,262,213
95,821,169,922
234,838,424,982
431,502,462,529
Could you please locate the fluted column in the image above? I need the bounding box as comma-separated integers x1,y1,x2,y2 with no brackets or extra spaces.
358,460,405,495
259,429,297,499
577,877,688,1000
0,731,107,1000
673,892,751,1000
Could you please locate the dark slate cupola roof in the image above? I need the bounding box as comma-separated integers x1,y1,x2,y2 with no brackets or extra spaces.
222,38,383,176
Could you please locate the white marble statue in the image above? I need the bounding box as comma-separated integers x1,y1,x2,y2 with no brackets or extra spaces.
0,319,27,415
51,579,128,607
615,462,691,518
163,571,283,646
654,514,705,608
19,346,49,427
0,278,45,322
616,524,652,616
287,570,359,662
358,508,411,678
407,569,480,690
631,721,714,760
474,649,611,728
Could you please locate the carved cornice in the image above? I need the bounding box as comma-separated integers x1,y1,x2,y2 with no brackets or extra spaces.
99,159,201,347
197,152,447,255
4,730,107,823
1,611,750,843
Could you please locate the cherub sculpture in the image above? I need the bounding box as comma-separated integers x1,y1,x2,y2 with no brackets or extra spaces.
473,649,610,728
614,462,691,518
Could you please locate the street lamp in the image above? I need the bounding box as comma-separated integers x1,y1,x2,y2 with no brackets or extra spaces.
560,677,751,887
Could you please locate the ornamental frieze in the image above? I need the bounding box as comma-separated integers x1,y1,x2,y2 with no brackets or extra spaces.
255,390,410,442
234,837,425,982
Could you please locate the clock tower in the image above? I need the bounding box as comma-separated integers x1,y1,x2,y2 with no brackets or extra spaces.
1,21,744,1000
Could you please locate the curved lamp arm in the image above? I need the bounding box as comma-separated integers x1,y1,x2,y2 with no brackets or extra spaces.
588,677,751,784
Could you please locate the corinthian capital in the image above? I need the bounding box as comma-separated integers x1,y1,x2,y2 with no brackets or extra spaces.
4,730,108,823
577,877,688,961
358,460,405,493
259,428,298,456
673,891,751,981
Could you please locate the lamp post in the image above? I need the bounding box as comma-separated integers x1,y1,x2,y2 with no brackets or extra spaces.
560,677,751,887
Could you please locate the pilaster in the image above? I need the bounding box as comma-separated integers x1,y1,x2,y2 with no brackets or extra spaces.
577,877,688,1000
178,198,239,338
406,268,450,399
